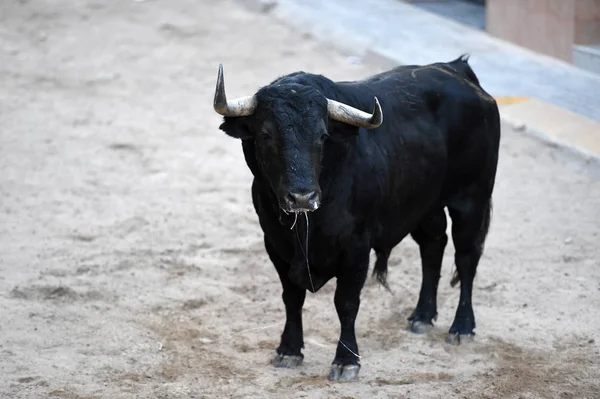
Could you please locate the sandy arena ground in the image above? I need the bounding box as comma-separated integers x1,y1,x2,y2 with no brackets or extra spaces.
1,1,599,398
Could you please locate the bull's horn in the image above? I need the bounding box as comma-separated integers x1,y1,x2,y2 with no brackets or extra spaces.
326,97,383,129
213,64,258,117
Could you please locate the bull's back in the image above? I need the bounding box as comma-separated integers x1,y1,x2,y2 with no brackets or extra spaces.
370,59,499,198
355,58,499,244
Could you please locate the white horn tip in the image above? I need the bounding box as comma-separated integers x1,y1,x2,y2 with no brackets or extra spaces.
371,97,383,128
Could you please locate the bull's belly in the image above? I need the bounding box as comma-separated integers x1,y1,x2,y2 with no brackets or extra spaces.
373,192,443,250
373,221,417,253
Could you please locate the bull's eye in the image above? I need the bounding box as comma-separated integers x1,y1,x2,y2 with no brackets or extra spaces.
259,132,272,141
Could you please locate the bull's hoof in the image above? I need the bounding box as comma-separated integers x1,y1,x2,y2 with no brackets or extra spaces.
271,353,303,368
408,320,434,334
407,308,437,334
328,364,360,381
445,332,475,345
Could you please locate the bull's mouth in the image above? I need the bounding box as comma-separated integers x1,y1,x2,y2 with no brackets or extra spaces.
280,202,319,229
281,202,320,214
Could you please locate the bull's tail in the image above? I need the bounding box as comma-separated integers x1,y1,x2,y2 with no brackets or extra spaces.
373,248,392,292
448,53,480,85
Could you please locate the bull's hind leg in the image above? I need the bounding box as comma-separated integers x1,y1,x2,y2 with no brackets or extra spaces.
446,193,492,345
265,238,306,368
408,206,448,334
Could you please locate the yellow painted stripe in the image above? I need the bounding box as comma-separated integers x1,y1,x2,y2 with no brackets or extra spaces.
494,96,530,105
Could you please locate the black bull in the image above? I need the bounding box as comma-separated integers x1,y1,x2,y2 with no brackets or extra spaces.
214,55,500,381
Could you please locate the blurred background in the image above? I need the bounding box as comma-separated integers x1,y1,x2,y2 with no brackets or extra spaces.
1,0,599,398
411,0,600,73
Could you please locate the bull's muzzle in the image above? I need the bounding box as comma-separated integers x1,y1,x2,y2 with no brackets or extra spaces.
284,189,320,212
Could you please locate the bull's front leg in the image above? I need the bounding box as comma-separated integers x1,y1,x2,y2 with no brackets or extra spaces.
328,249,369,381
265,238,306,368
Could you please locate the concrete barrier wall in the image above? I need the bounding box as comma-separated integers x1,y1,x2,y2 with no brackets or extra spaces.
486,0,600,63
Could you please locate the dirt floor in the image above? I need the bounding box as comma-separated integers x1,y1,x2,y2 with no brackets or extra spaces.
1,0,599,398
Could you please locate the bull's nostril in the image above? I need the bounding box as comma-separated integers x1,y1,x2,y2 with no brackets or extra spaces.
286,193,297,205
287,190,319,210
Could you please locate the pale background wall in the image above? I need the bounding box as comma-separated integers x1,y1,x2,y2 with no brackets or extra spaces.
486,0,600,62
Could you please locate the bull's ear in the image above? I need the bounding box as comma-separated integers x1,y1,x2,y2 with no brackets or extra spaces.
219,117,253,140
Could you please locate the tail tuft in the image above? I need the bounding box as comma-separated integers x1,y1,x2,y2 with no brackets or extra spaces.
450,269,460,287
458,53,471,63
449,53,479,85
372,249,392,293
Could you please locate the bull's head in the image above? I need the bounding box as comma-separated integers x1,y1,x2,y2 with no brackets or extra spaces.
214,64,382,213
